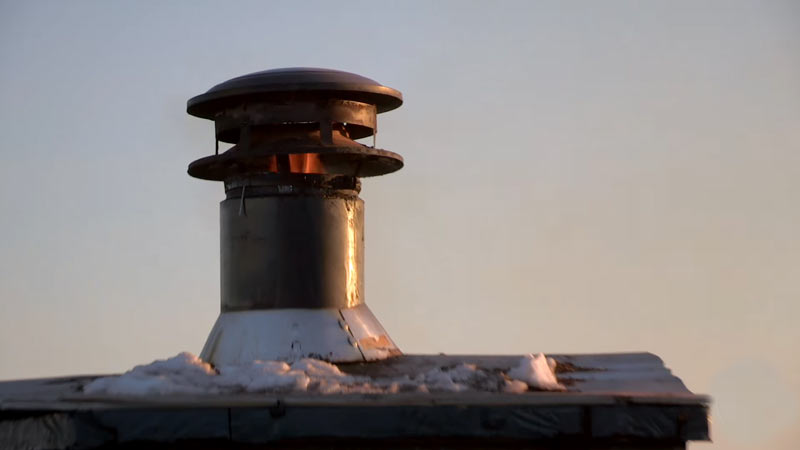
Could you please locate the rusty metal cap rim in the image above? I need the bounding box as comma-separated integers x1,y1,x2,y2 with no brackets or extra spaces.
188,145,404,180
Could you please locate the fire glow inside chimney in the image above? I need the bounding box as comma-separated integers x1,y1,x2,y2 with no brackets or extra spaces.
186,68,404,365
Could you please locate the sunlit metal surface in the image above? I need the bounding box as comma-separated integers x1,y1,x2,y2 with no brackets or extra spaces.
340,304,401,360
200,309,360,364
219,194,364,311
345,201,359,308
200,305,400,365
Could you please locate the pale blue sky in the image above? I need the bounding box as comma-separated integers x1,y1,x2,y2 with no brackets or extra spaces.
1,1,799,448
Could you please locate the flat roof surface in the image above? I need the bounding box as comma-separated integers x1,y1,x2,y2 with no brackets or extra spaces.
0,353,710,448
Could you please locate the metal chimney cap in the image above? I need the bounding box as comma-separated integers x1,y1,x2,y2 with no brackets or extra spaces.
187,67,403,119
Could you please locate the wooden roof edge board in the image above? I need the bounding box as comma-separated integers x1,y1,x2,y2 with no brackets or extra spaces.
0,380,697,403
0,404,711,445
2,391,710,411
561,371,680,381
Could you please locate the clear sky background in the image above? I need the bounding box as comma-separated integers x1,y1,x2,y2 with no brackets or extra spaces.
1,1,798,448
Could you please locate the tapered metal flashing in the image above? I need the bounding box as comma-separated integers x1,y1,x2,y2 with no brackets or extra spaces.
187,68,403,364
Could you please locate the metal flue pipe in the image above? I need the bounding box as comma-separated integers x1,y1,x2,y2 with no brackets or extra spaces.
187,68,403,365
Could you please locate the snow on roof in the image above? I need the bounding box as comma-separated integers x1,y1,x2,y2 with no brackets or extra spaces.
0,352,710,447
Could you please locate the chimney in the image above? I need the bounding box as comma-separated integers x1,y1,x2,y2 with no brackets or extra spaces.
187,68,403,365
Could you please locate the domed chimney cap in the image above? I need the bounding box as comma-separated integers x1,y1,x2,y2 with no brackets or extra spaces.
187,67,403,119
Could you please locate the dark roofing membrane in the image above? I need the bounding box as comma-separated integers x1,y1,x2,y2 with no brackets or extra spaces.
0,353,710,449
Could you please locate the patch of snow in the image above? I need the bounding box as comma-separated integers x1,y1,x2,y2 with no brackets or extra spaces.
416,366,469,392
503,379,529,393
290,358,354,380
83,352,565,396
507,353,565,391
215,361,310,392
83,352,219,396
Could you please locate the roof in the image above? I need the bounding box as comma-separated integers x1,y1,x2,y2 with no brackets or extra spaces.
0,352,710,448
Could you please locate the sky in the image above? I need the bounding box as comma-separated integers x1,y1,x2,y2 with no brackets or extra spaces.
0,1,798,448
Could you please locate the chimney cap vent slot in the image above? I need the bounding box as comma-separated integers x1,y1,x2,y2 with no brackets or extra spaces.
187,68,404,180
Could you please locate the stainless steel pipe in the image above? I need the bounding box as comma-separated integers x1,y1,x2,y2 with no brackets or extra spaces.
220,192,364,312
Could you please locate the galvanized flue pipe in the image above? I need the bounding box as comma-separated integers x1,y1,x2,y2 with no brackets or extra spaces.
186,68,403,364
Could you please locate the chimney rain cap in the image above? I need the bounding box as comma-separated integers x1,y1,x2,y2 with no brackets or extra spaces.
187,67,403,119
